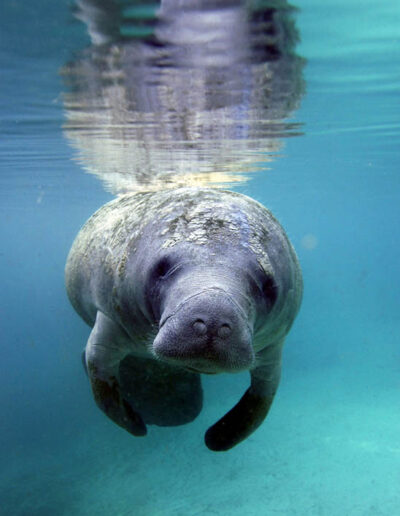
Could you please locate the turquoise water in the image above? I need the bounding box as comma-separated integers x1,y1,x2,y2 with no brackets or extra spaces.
1,1,399,515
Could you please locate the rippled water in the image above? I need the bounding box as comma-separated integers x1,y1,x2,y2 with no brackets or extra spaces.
1,1,399,515
62,0,304,192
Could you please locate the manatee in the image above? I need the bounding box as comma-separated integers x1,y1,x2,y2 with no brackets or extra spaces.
65,187,302,451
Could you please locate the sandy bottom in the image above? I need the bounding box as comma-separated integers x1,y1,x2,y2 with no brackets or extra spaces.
2,347,399,516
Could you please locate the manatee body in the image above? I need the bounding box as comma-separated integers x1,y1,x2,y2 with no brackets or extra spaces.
65,187,302,451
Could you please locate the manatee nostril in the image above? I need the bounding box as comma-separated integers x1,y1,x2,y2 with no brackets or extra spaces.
193,319,207,336
218,323,232,339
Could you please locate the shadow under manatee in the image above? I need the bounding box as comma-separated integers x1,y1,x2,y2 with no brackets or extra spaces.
63,0,304,193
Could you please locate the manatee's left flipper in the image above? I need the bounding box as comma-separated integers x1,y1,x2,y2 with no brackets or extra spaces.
85,311,147,437
205,340,284,451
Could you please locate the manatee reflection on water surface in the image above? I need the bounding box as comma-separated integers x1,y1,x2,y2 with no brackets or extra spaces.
62,0,304,193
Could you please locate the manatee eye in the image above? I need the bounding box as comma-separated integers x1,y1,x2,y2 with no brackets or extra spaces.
262,275,278,306
154,256,173,279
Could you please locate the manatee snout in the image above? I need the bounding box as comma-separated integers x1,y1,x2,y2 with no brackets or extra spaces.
152,290,254,373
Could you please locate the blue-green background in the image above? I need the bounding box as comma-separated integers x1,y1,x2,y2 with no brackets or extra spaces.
1,1,399,514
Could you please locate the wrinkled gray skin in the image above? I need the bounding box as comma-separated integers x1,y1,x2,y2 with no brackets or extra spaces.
66,188,302,451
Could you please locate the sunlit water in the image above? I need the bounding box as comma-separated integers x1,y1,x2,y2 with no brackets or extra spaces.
1,0,399,515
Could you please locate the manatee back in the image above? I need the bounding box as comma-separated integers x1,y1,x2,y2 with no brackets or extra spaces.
65,187,302,334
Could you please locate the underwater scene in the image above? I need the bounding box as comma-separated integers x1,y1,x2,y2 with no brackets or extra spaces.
0,0,399,514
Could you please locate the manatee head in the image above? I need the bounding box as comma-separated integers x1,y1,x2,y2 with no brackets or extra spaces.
139,246,279,374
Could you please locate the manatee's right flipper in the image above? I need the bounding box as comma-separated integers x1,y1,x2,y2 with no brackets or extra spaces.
205,340,284,451
85,311,147,437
